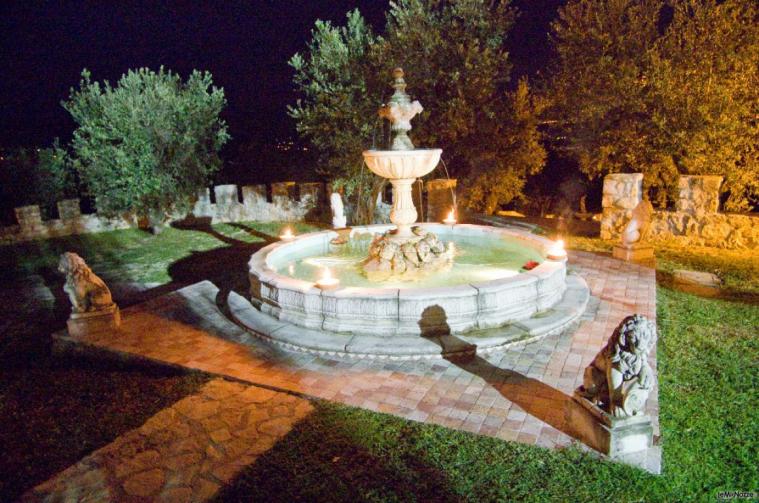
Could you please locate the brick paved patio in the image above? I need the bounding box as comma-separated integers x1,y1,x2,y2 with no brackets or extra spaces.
54,250,660,473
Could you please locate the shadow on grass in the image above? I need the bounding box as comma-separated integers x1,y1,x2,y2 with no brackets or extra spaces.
213,401,463,503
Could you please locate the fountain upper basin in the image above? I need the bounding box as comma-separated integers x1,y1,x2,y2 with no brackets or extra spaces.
362,148,442,179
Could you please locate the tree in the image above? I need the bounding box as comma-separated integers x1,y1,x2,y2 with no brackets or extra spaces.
0,140,76,218
289,0,547,221
63,67,229,229
546,0,759,210
289,10,384,224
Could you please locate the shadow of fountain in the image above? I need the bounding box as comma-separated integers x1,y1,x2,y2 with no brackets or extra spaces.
419,305,605,453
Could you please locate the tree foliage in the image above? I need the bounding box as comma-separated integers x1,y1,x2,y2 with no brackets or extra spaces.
63,67,229,223
289,0,547,220
546,0,759,211
0,140,76,218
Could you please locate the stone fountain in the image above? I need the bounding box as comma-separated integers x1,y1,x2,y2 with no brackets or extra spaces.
362,68,451,281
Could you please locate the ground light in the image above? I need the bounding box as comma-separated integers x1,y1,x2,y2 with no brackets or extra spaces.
316,267,340,289
547,239,567,261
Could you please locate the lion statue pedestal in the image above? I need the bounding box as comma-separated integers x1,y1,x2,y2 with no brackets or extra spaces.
567,314,657,457
58,252,121,337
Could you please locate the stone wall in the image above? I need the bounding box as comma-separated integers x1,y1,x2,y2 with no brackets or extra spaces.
0,182,326,245
601,173,758,249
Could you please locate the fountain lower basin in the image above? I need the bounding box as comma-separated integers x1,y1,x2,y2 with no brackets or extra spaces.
247,223,577,339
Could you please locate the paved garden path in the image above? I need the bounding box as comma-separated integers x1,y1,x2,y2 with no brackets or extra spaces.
48,250,660,475
22,379,313,502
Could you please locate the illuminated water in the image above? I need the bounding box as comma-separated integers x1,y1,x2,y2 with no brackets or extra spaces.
271,234,545,288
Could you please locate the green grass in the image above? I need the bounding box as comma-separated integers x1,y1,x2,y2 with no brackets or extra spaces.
0,220,319,500
212,285,758,502
1,224,757,501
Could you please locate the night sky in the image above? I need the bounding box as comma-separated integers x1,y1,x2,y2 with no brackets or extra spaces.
1,0,562,151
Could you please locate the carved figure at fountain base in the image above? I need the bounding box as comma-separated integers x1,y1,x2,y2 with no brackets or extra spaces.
363,226,452,282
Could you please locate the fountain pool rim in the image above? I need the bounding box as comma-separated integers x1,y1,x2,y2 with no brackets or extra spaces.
248,223,570,338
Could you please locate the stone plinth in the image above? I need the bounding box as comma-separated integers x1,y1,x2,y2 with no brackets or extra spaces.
67,305,121,337
600,173,643,240
613,243,654,262
193,188,213,216
569,393,653,457
57,199,81,221
426,178,457,223
15,205,43,231
271,182,296,205
677,175,722,215
214,185,239,206
242,185,267,207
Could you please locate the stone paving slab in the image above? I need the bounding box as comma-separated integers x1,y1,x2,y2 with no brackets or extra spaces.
22,379,314,502
53,251,661,474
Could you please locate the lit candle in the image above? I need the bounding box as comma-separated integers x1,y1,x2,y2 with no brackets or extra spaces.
316,267,340,289
547,239,567,261
279,227,295,241
443,209,457,225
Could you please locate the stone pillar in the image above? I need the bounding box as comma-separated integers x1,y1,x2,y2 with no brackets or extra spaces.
57,199,81,221
193,188,213,217
601,173,643,241
426,178,457,223
15,205,43,232
214,185,239,206
676,175,722,216
271,182,296,206
242,185,267,207
299,182,323,206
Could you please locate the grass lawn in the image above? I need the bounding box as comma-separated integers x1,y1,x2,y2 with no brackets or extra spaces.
1,221,757,501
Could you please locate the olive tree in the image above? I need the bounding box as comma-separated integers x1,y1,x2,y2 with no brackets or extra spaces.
63,67,229,229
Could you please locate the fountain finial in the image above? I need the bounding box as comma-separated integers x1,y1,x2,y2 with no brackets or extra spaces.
379,67,423,151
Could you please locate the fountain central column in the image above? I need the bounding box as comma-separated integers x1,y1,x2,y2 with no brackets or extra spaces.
389,178,418,238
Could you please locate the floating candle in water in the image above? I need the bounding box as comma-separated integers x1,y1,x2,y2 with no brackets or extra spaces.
443,209,457,225
279,227,295,241
547,239,567,261
316,267,340,289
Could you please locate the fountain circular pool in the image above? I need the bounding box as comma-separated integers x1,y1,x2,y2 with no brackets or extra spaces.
237,223,588,353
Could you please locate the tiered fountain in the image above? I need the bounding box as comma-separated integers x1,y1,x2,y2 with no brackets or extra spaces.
363,68,450,281
232,68,589,359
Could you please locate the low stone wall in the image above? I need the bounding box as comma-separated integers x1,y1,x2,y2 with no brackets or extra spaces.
0,182,326,245
649,211,759,249
601,173,758,249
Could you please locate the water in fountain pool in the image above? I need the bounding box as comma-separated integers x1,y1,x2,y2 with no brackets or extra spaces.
272,234,545,289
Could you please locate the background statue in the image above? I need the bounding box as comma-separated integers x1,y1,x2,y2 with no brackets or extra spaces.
578,314,656,417
330,190,347,229
622,198,654,245
58,252,116,314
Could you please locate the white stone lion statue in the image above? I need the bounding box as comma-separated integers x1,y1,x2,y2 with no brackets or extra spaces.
58,252,115,314
579,314,657,417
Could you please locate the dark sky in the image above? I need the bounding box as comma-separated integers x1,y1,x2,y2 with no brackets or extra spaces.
0,0,561,150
